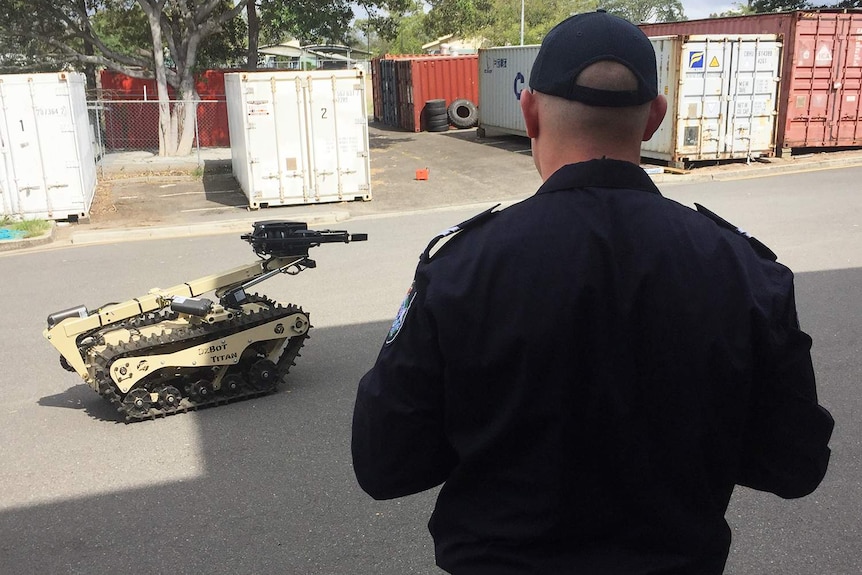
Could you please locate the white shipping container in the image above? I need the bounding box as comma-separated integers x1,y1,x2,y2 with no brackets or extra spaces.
477,46,540,138
225,70,371,208
647,34,782,165
478,36,781,167
0,72,97,221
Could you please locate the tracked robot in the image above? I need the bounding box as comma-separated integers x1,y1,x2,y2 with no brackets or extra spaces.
43,221,366,421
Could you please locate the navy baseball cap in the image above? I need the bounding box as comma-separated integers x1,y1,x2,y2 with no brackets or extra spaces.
529,9,658,107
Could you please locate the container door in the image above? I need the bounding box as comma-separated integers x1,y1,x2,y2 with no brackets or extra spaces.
0,103,16,216
304,72,371,203
669,36,780,162
238,75,308,206
725,37,781,158
832,15,862,146
786,13,862,148
674,37,733,160
381,60,398,127
643,36,681,161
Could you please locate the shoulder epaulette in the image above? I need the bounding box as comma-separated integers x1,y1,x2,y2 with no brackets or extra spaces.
695,203,777,262
420,204,500,262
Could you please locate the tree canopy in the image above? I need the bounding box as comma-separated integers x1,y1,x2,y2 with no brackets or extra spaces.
602,0,686,23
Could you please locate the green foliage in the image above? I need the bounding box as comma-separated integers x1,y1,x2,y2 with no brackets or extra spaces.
479,0,597,46
259,0,352,45
0,218,51,238
256,0,412,48
601,0,686,23
709,2,755,17
196,1,247,68
420,0,688,47
749,0,808,10
372,11,433,55
91,3,150,60
424,0,497,39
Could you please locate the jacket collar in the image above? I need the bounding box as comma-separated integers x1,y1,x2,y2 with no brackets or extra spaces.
538,159,662,197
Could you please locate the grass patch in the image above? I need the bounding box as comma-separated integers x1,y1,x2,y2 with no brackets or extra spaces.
0,217,51,238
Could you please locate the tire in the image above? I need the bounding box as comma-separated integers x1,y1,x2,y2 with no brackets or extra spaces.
426,117,450,130
425,116,449,132
424,100,447,120
427,111,450,131
425,99,447,113
448,98,478,129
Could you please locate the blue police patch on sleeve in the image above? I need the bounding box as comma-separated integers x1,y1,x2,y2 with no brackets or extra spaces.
385,282,416,346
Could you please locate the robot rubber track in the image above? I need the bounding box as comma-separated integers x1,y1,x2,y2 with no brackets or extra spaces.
92,297,309,422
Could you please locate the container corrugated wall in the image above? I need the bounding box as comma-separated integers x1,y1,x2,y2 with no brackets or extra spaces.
0,72,97,221
225,70,371,208
645,35,782,165
372,55,479,132
477,46,540,137
641,10,862,152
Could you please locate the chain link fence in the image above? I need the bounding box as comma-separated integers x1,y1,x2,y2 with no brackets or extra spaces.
88,98,229,160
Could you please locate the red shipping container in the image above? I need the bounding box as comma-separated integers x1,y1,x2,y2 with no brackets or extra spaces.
640,10,862,153
372,55,479,132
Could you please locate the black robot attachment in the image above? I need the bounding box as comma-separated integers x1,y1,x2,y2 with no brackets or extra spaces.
241,221,368,258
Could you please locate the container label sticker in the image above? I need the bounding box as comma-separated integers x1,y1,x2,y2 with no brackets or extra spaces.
484,55,508,74
689,51,704,69
709,56,721,68
817,45,833,62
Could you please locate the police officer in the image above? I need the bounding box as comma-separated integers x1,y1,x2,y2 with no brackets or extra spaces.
352,10,834,574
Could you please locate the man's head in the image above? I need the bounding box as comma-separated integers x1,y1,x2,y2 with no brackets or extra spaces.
529,9,658,107
520,10,667,177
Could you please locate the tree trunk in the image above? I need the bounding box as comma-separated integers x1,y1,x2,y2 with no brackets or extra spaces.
75,0,97,94
246,1,260,70
140,3,176,156
174,77,199,157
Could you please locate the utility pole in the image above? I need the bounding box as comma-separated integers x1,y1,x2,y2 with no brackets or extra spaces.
520,0,525,45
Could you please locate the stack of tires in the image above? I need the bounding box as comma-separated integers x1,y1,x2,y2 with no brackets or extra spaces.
423,98,480,132
424,99,449,132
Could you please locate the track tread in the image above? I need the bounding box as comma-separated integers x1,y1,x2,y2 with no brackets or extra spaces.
91,295,309,422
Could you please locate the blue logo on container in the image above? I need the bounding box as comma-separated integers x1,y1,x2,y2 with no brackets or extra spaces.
514,72,525,100
689,51,704,69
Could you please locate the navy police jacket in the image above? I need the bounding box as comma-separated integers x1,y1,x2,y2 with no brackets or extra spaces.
352,159,834,575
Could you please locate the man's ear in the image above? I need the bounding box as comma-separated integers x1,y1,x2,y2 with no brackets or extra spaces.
520,89,539,139
642,94,667,141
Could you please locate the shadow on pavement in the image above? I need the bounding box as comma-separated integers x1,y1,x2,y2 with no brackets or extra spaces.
38,384,125,424
6,319,441,575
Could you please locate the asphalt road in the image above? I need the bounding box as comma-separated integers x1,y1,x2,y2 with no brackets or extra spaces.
1,167,860,574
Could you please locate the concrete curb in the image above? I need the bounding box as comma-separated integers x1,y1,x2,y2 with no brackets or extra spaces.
0,224,56,253
650,155,862,184
68,210,351,246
